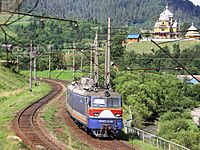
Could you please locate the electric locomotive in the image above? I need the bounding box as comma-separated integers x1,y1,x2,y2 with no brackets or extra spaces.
66,78,123,137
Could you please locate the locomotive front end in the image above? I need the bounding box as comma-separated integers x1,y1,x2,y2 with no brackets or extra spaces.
87,92,123,138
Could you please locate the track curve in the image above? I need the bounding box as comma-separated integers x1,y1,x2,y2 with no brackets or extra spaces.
14,79,64,150
13,79,139,150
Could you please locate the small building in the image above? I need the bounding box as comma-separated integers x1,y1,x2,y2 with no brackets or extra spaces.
177,75,200,84
153,6,180,39
127,34,142,43
185,23,200,40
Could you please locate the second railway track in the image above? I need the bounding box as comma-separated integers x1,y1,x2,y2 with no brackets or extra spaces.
14,79,64,150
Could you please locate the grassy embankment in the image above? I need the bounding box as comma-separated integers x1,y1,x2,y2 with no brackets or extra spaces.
0,65,51,149
126,40,200,54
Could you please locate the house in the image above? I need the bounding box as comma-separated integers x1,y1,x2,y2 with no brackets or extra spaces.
127,34,142,43
177,75,200,84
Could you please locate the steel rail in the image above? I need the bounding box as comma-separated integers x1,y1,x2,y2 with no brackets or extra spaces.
14,79,64,150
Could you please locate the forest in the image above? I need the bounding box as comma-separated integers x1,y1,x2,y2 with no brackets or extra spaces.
23,0,200,29
113,72,200,149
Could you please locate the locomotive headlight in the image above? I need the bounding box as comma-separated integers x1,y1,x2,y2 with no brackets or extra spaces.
93,112,99,117
115,113,121,117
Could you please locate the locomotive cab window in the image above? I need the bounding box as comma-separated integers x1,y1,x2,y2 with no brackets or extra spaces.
93,98,106,107
91,97,121,108
107,98,121,108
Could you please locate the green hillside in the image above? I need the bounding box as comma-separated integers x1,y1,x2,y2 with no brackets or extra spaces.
126,40,200,54
0,65,28,93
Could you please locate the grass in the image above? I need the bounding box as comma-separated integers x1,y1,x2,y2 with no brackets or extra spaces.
0,61,52,149
0,66,28,93
21,70,83,81
130,139,162,150
0,81,51,149
42,97,93,150
118,130,160,150
126,40,200,54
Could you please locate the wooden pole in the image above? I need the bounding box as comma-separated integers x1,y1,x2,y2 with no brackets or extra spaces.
48,44,52,79
0,0,2,13
33,46,37,86
94,31,99,86
90,45,93,79
81,51,83,72
16,46,19,72
73,42,75,80
29,41,33,92
104,17,111,88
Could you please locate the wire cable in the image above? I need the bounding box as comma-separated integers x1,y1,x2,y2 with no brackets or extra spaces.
151,39,200,82
1,0,40,26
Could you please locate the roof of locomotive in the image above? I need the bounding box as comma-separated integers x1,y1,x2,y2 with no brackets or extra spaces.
67,84,121,97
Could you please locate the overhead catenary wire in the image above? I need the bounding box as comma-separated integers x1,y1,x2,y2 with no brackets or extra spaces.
1,9,78,25
0,0,42,51
1,0,40,26
74,47,104,77
0,0,79,50
127,67,190,71
156,38,190,45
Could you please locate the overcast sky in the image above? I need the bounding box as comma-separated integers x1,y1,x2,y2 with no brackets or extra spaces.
189,0,200,6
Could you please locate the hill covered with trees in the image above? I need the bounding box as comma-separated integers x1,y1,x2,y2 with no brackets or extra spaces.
23,0,200,29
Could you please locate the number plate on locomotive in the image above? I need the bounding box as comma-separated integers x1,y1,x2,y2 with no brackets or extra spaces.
99,120,114,123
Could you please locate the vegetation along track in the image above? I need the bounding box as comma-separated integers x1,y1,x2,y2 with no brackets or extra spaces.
13,79,64,150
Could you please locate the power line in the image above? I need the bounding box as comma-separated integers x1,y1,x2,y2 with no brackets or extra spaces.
1,9,78,25
151,39,200,82
126,67,190,71
111,57,200,60
1,0,40,26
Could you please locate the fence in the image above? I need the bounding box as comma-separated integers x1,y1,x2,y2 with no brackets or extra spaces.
125,126,190,150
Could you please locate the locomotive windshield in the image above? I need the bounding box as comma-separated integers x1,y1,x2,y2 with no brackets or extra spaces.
91,97,121,108
93,99,107,107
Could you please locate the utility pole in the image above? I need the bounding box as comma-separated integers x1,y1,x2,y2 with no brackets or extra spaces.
90,44,93,79
29,41,33,92
0,0,2,13
33,45,37,86
5,34,9,66
16,46,19,72
94,31,99,86
48,44,52,79
104,17,111,88
80,51,83,73
73,42,75,80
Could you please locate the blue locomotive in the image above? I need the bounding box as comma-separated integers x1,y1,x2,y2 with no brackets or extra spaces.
66,78,123,137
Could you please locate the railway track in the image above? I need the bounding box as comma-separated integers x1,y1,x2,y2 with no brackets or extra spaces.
61,105,139,150
13,79,64,150
13,79,138,150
